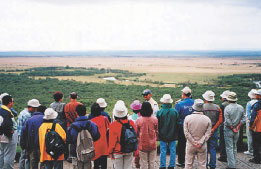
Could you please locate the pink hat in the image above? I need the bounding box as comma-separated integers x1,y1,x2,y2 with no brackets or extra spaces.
130,100,142,111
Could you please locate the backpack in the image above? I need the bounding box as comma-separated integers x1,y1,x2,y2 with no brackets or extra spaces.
45,121,66,160
119,120,138,153
71,124,95,162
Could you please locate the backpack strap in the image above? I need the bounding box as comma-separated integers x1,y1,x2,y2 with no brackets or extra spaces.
51,121,57,131
70,124,80,132
118,119,129,126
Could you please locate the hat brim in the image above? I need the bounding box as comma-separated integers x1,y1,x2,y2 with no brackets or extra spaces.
227,98,238,101
99,102,107,108
202,94,215,102
43,111,58,120
113,108,128,118
160,98,173,104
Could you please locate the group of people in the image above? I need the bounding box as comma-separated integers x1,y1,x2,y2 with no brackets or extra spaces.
0,87,261,169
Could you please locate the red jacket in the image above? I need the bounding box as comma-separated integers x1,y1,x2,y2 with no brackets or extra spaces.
108,119,136,155
90,115,109,160
135,116,158,151
64,100,82,127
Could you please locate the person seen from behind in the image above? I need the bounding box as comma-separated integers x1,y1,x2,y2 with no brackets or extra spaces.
157,94,179,169
224,92,245,169
249,89,261,164
38,108,66,169
67,104,100,169
130,100,142,168
184,99,212,169
136,101,158,169
88,98,111,123
109,100,137,169
89,103,109,169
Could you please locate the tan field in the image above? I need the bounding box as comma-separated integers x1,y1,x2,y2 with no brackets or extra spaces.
0,57,261,85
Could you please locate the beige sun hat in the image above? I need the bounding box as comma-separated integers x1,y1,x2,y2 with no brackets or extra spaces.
27,99,41,108
248,89,257,99
181,86,191,94
96,98,107,108
192,99,204,112
202,90,215,102
160,94,173,104
113,100,128,118
43,108,58,120
220,90,230,99
227,92,238,102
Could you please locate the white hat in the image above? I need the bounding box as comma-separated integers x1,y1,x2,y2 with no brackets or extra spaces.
255,89,261,95
0,93,9,103
27,99,41,107
220,90,230,99
192,99,204,112
202,90,215,102
113,100,128,118
227,92,238,102
96,98,107,108
248,89,257,99
181,87,191,94
160,94,173,104
43,108,58,120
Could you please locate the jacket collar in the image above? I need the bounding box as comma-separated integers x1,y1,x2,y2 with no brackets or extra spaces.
192,111,203,115
76,115,88,121
32,111,44,116
161,103,172,109
1,105,14,117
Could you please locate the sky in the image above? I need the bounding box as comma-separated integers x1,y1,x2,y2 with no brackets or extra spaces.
0,0,261,51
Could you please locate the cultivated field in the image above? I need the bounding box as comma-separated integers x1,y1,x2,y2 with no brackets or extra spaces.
0,57,261,85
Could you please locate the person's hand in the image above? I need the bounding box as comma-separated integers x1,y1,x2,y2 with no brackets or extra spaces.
232,127,239,133
109,154,114,160
193,141,202,148
175,99,181,104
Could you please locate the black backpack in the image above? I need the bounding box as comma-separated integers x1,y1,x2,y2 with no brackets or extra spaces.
119,120,138,153
45,121,66,160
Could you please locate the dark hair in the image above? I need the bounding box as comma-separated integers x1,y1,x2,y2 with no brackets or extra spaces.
229,101,237,103
76,104,86,116
53,91,63,102
140,102,153,117
38,105,47,113
100,107,105,112
70,92,77,99
115,116,128,121
133,110,140,114
2,95,13,106
91,102,101,117
184,93,192,97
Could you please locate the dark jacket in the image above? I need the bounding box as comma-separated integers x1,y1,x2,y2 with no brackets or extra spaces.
156,104,179,142
20,111,44,152
0,107,14,138
175,98,194,125
250,100,261,132
67,116,100,157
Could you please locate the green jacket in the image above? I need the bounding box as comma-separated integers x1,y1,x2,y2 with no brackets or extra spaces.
156,104,179,142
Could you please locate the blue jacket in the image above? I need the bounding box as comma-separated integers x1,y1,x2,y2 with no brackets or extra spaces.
20,111,44,152
67,116,100,157
250,100,261,127
175,98,194,125
88,111,111,123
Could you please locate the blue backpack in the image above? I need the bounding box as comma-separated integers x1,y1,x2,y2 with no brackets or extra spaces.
119,120,138,153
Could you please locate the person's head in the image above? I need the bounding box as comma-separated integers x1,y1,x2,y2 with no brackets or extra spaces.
38,105,47,113
0,93,9,104
43,108,58,120
130,100,142,114
192,99,204,112
254,89,261,100
142,89,152,101
227,92,238,103
140,102,153,117
70,92,78,100
181,87,192,99
2,95,14,108
27,99,41,113
248,89,257,100
220,90,230,102
76,104,86,116
160,94,173,104
202,90,215,103
96,98,107,110
113,100,128,120
53,91,64,102
91,102,102,117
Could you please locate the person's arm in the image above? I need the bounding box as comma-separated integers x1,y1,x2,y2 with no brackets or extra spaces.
183,117,195,144
199,118,212,145
250,104,258,127
246,102,251,120
87,121,100,141
224,107,232,127
212,108,223,133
